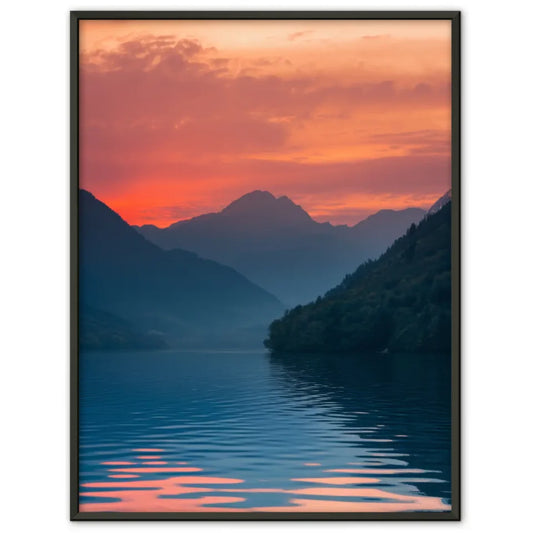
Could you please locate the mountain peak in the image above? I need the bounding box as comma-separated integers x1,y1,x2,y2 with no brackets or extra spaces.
80,188,95,200
222,190,276,213
221,191,313,225
246,190,276,200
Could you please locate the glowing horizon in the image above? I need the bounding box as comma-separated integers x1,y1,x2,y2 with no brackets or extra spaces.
79,19,451,227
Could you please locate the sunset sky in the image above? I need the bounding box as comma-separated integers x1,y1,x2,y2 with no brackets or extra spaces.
79,19,451,226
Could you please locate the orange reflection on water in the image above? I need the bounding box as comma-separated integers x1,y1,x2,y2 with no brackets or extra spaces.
81,475,246,512
136,455,162,460
246,496,449,513
213,485,449,512
292,477,380,485
325,468,427,474
80,458,451,513
109,467,202,474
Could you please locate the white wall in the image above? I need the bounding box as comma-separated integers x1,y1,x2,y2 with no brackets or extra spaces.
2,0,532,531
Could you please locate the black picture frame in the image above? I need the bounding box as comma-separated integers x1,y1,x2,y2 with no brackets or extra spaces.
70,10,461,521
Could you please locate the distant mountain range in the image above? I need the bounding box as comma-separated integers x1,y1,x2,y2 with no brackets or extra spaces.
79,190,283,349
136,191,426,305
265,196,451,355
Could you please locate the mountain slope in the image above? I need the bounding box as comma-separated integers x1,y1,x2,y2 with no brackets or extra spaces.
79,190,283,348
80,306,167,350
264,199,451,354
136,191,426,305
427,189,452,216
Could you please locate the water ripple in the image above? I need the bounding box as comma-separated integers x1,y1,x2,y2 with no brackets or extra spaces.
79,350,451,513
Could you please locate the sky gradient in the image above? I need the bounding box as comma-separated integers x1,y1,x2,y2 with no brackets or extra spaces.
79,19,451,226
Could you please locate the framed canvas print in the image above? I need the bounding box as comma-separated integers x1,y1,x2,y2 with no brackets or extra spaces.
70,11,460,520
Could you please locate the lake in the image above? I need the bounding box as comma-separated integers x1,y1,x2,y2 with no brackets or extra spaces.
79,350,451,513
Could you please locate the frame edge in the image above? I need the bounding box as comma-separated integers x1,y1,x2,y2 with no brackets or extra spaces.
69,10,461,521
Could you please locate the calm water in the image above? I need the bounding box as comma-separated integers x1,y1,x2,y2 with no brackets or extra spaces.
79,350,451,513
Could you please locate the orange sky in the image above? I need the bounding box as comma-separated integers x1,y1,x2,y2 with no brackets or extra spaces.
79,19,451,226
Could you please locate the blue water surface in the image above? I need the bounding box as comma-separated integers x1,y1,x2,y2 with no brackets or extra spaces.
79,350,451,513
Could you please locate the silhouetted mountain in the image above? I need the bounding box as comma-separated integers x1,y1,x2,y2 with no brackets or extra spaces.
80,306,167,350
221,190,314,227
265,201,451,354
135,191,425,305
79,190,283,348
427,189,452,216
